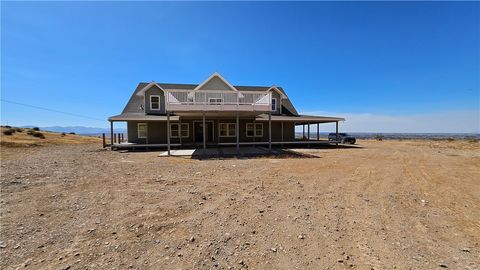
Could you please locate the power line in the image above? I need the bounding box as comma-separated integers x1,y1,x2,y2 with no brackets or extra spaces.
1,99,105,122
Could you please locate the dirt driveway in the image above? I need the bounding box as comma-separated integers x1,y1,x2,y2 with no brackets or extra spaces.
1,140,479,269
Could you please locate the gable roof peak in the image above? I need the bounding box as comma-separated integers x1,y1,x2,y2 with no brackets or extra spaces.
194,72,238,91
267,85,288,99
135,81,165,96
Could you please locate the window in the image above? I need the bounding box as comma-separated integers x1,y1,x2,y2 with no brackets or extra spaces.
150,95,160,110
219,123,236,137
180,124,189,138
271,98,277,111
138,123,147,138
209,98,223,105
170,123,189,138
246,123,263,137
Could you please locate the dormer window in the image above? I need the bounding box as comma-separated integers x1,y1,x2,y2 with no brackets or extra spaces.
150,95,160,110
271,98,277,111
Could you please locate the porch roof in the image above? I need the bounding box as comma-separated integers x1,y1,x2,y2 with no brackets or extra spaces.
256,114,345,123
108,113,179,122
108,113,344,123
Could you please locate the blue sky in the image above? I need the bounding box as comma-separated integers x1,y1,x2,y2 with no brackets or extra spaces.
1,1,479,132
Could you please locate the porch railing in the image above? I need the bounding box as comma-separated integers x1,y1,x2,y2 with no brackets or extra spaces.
165,90,272,112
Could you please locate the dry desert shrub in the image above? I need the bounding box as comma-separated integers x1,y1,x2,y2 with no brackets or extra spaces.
31,131,45,139
374,134,384,141
3,129,15,136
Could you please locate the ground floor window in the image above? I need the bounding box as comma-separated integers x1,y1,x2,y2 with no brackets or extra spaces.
219,123,236,137
170,123,189,138
246,123,263,137
137,123,147,138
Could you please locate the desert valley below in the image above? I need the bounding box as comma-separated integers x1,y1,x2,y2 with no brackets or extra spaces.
1,129,479,269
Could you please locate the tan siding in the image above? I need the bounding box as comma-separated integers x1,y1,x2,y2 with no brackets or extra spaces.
197,76,235,91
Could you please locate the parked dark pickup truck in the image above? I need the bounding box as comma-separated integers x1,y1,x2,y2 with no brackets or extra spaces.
328,133,356,144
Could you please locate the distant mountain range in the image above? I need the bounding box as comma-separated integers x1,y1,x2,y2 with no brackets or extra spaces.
20,126,127,135
13,126,478,138
296,132,479,140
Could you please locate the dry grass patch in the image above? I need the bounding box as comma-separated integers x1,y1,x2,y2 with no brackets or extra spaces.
1,127,101,147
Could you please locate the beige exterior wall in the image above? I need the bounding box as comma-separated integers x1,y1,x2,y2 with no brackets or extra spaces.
197,76,235,91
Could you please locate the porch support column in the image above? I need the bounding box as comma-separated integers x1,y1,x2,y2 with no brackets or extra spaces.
167,113,171,156
303,124,305,140
268,112,272,151
179,118,182,146
317,123,320,141
110,121,113,146
335,121,339,147
281,121,284,147
253,116,256,144
307,122,311,148
236,111,239,152
203,112,206,155
145,123,149,145
307,122,310,140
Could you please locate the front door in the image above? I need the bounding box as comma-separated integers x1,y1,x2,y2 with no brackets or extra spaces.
194,122,214,143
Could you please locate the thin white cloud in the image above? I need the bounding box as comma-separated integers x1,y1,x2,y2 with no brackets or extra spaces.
300,110,480,133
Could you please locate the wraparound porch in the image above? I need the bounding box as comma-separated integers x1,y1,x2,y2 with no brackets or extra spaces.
107,113,344,155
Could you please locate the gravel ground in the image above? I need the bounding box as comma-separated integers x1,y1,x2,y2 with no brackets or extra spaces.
0,140,479,269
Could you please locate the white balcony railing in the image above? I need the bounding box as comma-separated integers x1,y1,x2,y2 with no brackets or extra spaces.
165,90,272,112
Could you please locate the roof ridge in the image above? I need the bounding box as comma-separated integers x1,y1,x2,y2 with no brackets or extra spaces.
139,82,273,88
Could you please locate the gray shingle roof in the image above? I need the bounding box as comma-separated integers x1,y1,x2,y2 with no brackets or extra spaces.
120,82,299,116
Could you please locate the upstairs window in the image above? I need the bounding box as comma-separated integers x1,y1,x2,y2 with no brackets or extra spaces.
271,98,277,111
209,98,223,105
138,123,147,138
150,95,160,110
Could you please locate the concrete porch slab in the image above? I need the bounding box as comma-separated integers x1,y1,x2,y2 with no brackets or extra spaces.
158,149,197,156
159,147,273,157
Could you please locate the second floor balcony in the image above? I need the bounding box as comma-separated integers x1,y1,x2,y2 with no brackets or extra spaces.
165,90,272,112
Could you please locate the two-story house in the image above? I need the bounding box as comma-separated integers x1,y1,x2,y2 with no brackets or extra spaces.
108,72,344,154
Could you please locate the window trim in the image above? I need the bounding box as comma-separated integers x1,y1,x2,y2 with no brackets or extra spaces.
170,123,189,138
246,123,263,137
208,98,223,105
219,123,237,138
137,123,147,139
150,95,161,110
271,98,277,111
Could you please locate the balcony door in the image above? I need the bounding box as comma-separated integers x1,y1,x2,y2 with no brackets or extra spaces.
194,121,214,144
